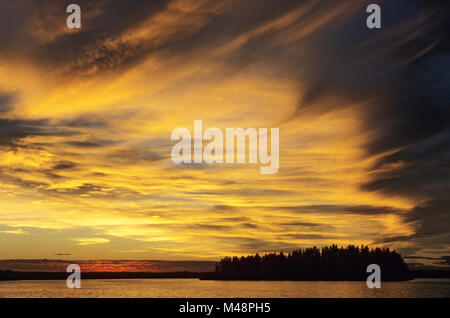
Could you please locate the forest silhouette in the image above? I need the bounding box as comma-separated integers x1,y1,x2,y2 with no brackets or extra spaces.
203,245,412,281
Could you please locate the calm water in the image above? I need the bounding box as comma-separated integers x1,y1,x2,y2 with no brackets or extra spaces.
1,278,449,298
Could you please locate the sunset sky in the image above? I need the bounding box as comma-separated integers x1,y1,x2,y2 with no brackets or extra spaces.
0,0,448,268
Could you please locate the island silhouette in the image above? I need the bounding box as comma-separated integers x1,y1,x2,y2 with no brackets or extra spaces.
4,245,446,282
200,245,412,281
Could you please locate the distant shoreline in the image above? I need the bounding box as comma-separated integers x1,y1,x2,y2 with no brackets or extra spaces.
1,270,449,281
0,271,199,281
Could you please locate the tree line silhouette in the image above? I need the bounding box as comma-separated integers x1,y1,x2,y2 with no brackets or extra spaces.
206,245,411,281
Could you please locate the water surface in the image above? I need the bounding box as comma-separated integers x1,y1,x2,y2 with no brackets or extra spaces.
1,278,449,298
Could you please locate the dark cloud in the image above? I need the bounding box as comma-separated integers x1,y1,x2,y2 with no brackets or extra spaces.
45,172,65,180
404,198,450,246
273,0,450,155
61,116,108,128
222,0,450,254
213,205,237,212
315,2,449,255
0,171,49,190
0,0,171,75
279,222,321,227
65,139,117,148
279,222,334,230
91,172,108,177
0,171,139,199
107,148,167,164
240,223,259,229
373,235,413,245
182,188,294,197
281,233,330,240
160,0,304,60
45,182,139,198
363,129,450,249
0,93,114,148
189,224,231,231
0,118,49,146
215,216,252,223
362,130,450,199
0,113,80,148
0,92,15,113
343,205,406,215
165,2,449,252
0,0,448,258
265,204,405,216
52,161,78,170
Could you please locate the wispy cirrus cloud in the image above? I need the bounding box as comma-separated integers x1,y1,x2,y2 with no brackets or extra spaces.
75,238,110,246
0,0,448,261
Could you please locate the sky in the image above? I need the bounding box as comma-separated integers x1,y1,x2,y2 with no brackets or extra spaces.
0,0,448,269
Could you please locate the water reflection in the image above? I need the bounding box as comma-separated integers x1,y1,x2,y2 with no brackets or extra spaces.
0,278,449,298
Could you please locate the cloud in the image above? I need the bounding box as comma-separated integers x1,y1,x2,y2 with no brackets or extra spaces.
0,114,80,148
280,233,331,240
0,0,171,74
264,204,405,216
362,129,450,249
74,237,110,246
214,236,301,253
61,116,108,128
182,188,295,197
278,222,334,230
0,0,448,260
45,182,139,198
189,224,231,231
221,0,450,254
0,92,15,113
0,228,28,235
107,147,167,164
213,205,237,212
52,161,78,170
343,205,406,216
65,139,117,148
0,118,50,146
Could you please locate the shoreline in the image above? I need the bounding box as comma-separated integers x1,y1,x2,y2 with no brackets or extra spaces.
1,270,448,281
0,271,199,281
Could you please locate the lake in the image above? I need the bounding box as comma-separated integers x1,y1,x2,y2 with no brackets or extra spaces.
0,278,449,298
